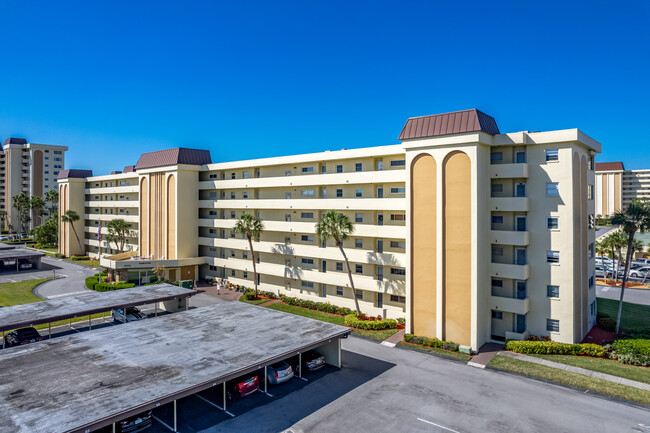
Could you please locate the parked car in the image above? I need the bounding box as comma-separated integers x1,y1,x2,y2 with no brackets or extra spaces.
117,410,152,433
266,361,294,385
292,350,326,375
4,327,43,348
17,258,32,270
594,265,613,279
226,374,259,400
0,235,8,241
633,258,650,266
629,266,650,279
111,307,147,323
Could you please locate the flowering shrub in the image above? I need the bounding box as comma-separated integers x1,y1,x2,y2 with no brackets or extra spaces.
606,339,650,366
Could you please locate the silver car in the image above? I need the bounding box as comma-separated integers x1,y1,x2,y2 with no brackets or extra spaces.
111,307,147,323
266,361,294,385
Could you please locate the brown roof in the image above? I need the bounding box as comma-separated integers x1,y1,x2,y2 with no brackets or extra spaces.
134,148,212,170
4,137,27,146
123,165,136,173
57,169,93,179
595,162,625,172
398,109,500,141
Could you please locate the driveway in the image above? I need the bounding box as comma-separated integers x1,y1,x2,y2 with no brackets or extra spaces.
18,256,97,299
597,284,650,306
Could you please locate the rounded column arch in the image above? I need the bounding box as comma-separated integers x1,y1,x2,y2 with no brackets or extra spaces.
166,174,176,260
139,177,149,257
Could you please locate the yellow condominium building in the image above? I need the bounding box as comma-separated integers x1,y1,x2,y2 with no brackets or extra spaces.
595,161,650,216
58,109,600,351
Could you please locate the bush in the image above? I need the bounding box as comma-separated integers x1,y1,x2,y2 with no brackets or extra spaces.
607,339,650,366
403,333,459,351
505,340,605,357
397,318,405,325
70,255,90,261
598,317,616,332
279,296,356,316
344,314,397,330
243,290,256,300
94,282,136,292
85,276,99,291
54,253,65,259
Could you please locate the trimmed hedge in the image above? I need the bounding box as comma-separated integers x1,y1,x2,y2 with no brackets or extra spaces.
344,314,397,330
397,318,405,325
94,282,135,292
505,340,605,357
70,255,91,261
404,333,460,352
85,276,99,291
280,295,355,316
607,339,650,366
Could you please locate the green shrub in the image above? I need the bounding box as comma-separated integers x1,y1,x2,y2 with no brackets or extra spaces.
279,296,355,316
607,339,650,366
85,276,99,291
598,317,616,332
344,314,397,330
397,318,405,325
70,255,90,261
505,340,605,357
94,282,135,292
243,290,256,300
443,342,459,352
54,253,65,259
403,333,459,351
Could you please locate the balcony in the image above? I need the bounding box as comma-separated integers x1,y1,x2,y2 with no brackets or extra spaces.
489,230,529,246
490,295,530,315
489,163,528,179
489,197,528,212
490,262,529,280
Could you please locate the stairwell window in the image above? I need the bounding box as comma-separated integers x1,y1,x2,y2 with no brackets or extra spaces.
355,239,363,248
355,213,363,223
336,262,343,271
547,285,559,298
547,319,560,332
547,217,559,230
336,164,343,173
545,149,559,162
545,183,559,196
336,189,343,198
547,250,560,264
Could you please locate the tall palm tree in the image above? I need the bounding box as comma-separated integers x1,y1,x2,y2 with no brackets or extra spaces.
61,209,83,254
315,210,361,315
30,195,46,228
11,192,30,233
595,240,608,259
610,230,628,282
234,213,264,298
106,218,132,252
611,200,650,333
45,189,59,216
0,210,6,232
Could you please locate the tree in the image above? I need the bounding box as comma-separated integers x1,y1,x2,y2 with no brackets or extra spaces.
233,213,263,298
106,219,132,252
0,210,6,232
595,240,608,259
30,215,58,246
316,210,361,315
11,192,30,233
611,200,650,333
45,189,59,216
609,231,628,282
30,195,46,228
61,209,83,254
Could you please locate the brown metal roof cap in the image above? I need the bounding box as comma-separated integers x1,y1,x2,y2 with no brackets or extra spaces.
57,169,93,179
134,148,212,170
123,165,136,173
595,161,625,171
4,137,27,146
398,109,500,140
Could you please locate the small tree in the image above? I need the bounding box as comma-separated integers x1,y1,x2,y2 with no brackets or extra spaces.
30,195,46,228
106,219,132,252
30,215,58,246
153,265,166,282
233,213,263,298
61,209,83,254
316,210,361,315
610,231,628,282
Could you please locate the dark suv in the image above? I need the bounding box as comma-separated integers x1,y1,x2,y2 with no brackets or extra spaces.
4,327,43,347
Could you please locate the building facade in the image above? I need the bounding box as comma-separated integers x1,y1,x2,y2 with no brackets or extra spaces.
1,137,68,230
595,161,650,216
58,109,599,350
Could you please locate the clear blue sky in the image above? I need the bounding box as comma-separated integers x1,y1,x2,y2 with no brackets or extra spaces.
1,1,648,175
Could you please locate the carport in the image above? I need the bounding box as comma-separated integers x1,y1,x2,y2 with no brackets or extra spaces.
0,283,196,347
0,301,350,433
0,248,45,271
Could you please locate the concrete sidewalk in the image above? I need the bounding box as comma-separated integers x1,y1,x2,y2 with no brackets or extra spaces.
380,329,405,347
467,343,503,369
498,351,650,391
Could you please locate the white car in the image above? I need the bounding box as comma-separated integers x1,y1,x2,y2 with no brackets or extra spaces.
111,307,147,323
0,236,8,241
594,265,612,279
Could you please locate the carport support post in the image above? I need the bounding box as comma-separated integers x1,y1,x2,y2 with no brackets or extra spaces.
89,315,92,330
155,303,158,317
223,382,227,412
48,323,51,339
299,352,302,378
264,365,267,393
2,331,4,349
112,422,116,433
174,399,177,432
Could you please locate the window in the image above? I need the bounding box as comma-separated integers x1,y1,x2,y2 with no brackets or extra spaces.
285,192,291,199
355,264,363,274
587,184,594,200
54,157,62,161
390,160,405,167
242,251,248,259
355,290,362,299
231,173,236,179
547,285,560,298
546,183,559,196
547,250,560,264
590,301,596,316
44,178,49,181
336,262,343,271
209,210,217,216
588,243,594,258
491,183,503,194
589,156,595,170
547,319,560,332
301,235,314,242
302,258,314,265
390,241,405,249
321,189,327,198
301,212,314,219
44,171,49,174
321,166,326,174
231,269,236,277
230,192,236,199
336,189,343,198
302,281,314,288
336,164,343,173
54,150,62,154
355,163,362,172
302,189,314,196
390,268,405,275
547,217,559,230
589,275,594,288
492,311,503,319
285,170,291,176
491,216,504,224
355,188,363,197
390,295,406,303
355,239,363,248
242,192,248,199
490,152,503,163
243,271,248,279
390,187,405,194
492,278,503,287
391,214,405,221
230,211,236,218
54,164,62,168
243,171,248,179
515,151,526,163
355,213,363,223
545,149,559,162
336,286,343,296
302,166,314,173
492,246,503,256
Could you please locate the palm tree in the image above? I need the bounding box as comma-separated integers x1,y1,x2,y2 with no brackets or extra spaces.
233,213,264,298
611,200,650,333
61,209,83,254
315,210,361,315
610,231,628,282
11,192,30,233
595,240,608,259
45,189,59,216
106,219,132,252
0,210,6,232
30,195,46,228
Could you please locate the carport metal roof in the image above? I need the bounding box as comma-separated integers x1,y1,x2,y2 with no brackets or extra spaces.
0,283,196,332
0,301,350,433
0,248,44,260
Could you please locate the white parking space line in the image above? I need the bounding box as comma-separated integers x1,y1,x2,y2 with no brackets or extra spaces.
194,394,236,418
417,418,461,433
152,415,175,432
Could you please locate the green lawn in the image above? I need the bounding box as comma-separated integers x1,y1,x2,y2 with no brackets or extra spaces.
352,328,400,341
597,297,650,330
64,258,100,268
0,278,51,306
530,354,650,385
397,341,472,361
240,298,272,305
488,355,650,406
